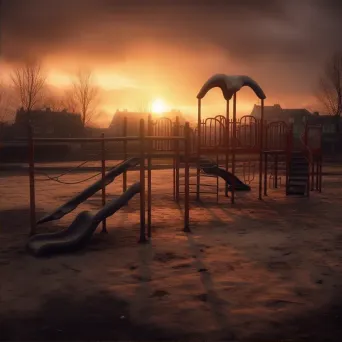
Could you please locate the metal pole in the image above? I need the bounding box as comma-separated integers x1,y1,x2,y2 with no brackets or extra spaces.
216,151,219,203
264,152,268,196
28,124,36,236
274,153,278,188
258,99,264,200
101,132,107,233
139,119,147,243
316,157,319,191
319,156,322,192
175,116,180,201
184,122,190,232
231,93,237,204
197,99,201,201
123,117,127,192
147,115,152,238
225,100,230,197
311,157,315,191
173,122,176,200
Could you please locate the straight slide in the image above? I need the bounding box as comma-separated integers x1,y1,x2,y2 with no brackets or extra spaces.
27,182,141,256
37,157,140,225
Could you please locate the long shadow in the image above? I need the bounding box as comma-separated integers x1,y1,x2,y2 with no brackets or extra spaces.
0,290,199,341
251,294,342,342
129,243,154,324
185,232,235,340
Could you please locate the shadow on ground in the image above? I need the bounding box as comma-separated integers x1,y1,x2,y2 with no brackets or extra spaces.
0,290,218,341
251,295,342,342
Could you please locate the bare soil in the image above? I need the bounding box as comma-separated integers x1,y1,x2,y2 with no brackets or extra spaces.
1,167,342,341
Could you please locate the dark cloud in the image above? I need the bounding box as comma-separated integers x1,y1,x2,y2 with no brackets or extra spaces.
1,0,342,109
0,0,299,62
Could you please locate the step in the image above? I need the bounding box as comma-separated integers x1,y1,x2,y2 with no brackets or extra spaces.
287,185,306,196
291,155,306,160
289,175,308,181
290,170,308,175
291,161,307,166
291,165,308,171
287,190,306,196
290,172,308,178
288,180,307,186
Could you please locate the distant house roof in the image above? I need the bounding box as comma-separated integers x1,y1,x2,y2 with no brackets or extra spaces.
308,114,338,124
14,108,84,137
251,104,311,123
15,108,83,125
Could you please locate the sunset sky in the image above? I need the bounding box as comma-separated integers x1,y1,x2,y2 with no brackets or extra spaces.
1,0,342,125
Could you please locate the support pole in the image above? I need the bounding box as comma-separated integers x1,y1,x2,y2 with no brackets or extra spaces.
28,124,36,236
184,122,190,232
123,117,127,192
319,156,322,192
264,152,268,196
139,119,147,243
258,99,264,200
315,157,319,191
225,100,230,197
231,93,237,204
274,153,278,188
216,151,219,203
311,157,315,191
147,115,152,238
101,132,107,233
197,99,201,201
173,123,176,200
175,116,180,201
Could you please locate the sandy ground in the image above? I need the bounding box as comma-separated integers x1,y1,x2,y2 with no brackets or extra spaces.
1,166,342,341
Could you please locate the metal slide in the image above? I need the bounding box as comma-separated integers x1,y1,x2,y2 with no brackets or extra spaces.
37,157,140,224
200,164,251,191
27,182,141,256
180,156,251,191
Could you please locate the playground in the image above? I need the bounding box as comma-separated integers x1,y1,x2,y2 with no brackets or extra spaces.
0,74,337,341
1,168,342,341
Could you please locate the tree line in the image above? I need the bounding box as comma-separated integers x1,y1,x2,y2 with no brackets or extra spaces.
2,52,342,131
0,60,100,127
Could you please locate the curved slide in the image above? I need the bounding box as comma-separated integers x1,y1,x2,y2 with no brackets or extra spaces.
37,157,140,224
201,164,251,191
27,182,141,256
181,156,251,191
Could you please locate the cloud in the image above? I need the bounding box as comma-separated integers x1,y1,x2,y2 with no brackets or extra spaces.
1,0,342,112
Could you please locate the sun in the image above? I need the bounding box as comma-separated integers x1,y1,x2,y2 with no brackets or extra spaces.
151,98,167,115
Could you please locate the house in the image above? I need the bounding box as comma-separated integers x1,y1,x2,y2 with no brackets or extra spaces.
14,107,84,137
251,104,312,136
251,104,342,153
108,109,186,136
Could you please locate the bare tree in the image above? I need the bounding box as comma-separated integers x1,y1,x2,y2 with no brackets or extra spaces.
61,89,79,113
316,51,342,132
11,60,46,122
72,69,100,126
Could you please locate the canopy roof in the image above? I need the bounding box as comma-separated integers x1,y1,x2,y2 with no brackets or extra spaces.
197,74,266,101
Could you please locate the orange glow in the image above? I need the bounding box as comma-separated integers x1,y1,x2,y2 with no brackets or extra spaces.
151,98,168,115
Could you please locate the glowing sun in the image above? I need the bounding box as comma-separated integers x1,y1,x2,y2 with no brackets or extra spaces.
151,98,167,114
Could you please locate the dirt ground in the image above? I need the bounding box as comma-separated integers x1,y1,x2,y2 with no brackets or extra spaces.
1,166,342,341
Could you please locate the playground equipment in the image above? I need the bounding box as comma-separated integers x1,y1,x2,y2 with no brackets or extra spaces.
23,73,323,256
27,182,141,256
